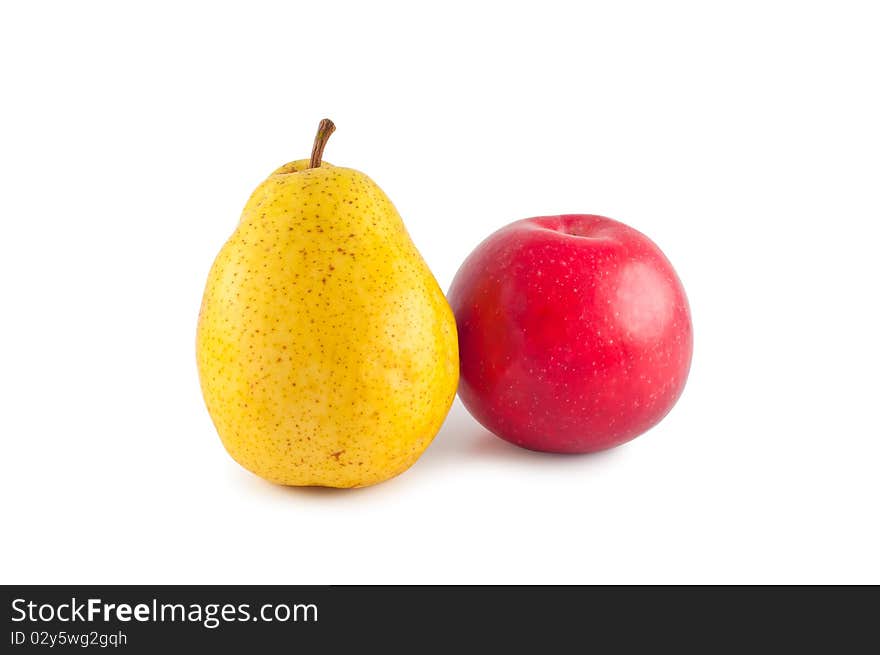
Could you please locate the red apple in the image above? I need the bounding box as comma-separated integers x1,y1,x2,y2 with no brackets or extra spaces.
448,214,693,453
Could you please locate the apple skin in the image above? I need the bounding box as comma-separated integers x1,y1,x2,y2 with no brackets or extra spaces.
448,214,693,454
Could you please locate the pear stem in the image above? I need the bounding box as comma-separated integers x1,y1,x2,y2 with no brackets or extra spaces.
309,118,336,168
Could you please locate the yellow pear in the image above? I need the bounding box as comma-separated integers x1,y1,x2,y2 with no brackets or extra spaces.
197,120,458,488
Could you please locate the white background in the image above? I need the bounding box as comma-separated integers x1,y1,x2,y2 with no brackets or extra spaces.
2,1,878,584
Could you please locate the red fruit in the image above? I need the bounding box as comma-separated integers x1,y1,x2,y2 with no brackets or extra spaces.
448,214,693,453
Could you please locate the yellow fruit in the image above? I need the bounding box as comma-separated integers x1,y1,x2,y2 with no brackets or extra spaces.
197,120,458,487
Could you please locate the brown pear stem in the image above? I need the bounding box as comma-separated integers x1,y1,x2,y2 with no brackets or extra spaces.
309,118,336,168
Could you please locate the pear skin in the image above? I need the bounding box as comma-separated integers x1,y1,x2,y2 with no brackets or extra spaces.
197,120,458,487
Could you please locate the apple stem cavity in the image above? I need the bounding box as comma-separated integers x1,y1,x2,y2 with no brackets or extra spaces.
309,118,336,168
